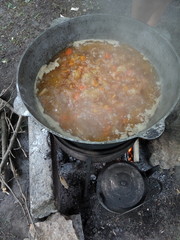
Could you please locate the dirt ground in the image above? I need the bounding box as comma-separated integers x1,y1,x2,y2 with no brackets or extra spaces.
0,0,180,240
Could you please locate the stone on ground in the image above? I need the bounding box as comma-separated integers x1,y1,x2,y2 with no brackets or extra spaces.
29,213,81,240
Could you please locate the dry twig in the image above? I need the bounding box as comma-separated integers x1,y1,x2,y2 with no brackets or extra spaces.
7,158,37,235
1,110,9,192
1,111,8,155
9,158,35,227
0,175,26,217
0,97,15,113
13,137,28,158
5,113,27,158
0,79,14,98
0,87,37,234
0,115,23,173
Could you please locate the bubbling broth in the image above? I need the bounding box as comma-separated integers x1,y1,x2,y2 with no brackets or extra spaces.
35,40,160,141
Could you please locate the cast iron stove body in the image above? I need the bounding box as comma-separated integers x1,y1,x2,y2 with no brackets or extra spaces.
51,136,163,225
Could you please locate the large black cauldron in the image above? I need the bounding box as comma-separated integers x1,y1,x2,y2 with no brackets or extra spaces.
17,14,180,149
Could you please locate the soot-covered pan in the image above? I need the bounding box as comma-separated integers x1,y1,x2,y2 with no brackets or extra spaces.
17,14,180,147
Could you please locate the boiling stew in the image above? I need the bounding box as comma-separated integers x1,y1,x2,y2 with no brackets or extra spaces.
36,40,160,141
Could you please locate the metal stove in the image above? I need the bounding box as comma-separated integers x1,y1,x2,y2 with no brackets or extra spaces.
51,135,162,217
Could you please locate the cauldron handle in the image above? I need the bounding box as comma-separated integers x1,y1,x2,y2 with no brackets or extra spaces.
143,165,160,177
140,119,165,140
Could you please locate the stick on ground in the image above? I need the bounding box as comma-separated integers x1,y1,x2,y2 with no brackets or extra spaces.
0,115,23,173
0,110,9,191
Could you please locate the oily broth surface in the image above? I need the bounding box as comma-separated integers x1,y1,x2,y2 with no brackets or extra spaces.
36,40,160,141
